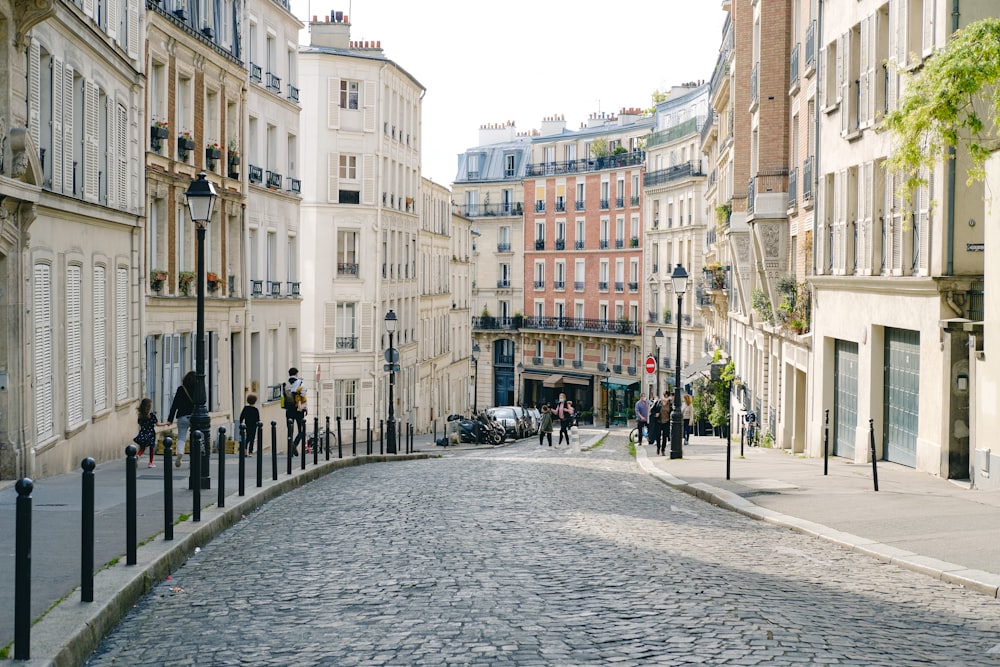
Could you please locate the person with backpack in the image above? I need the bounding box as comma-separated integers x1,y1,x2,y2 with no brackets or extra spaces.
283,367,307,454
164,371,198,467
648,396,663,455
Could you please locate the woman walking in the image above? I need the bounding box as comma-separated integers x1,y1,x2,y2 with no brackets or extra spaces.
164,371,198,466
539,404,554,447
133,398,160,467
681,394,694,447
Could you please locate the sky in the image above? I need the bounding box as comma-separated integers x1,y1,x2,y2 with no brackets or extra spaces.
289,0,726,187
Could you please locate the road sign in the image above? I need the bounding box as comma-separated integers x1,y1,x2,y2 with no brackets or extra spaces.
384,348,399,363
383,364,400,372
645,356,657,374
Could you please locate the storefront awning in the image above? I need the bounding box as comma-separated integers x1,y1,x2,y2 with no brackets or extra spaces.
522,372,547,381
602,376,639,390
562,376,590,386
682,355,716,385
543,374,564,387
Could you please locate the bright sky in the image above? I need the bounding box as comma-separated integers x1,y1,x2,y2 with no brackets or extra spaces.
289,0,726,187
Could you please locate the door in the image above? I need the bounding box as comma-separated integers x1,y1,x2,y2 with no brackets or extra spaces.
884,328,920,467
833,339,858,459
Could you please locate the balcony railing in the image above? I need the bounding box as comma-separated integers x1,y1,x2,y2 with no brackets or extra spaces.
631,195,640,206
805,21,816,71
599,239,609,249
750,63,759,108
458,202,523,217
553,358,565,367
555,239,565,250
554,280,565,290
575,240,585,250
628,281,639,292
337,263,359,275
802,156,814,201
600,198,610,210
788,167,798,208
524,151,645,176
288,177,301,194
627,366,637,376
251,280,263,296
266,170,282,188
288,85,300,103
648,311,658,323
336,336,357,350
497,279,511,288
574,281,585,291
615,197,624,208
514,316,641,336
287,281,300,296
575,200,585,211
266,72,281,93
555,200,566,212
533,356,543,365
533,280,545,289
535,201,545,213
267,281,281,296
534,239,545,251
572,360,583,368
643,160,704,187
790,43,800,90
614,281,625,292
599,281,609,290
497,242,511,252
250,62,262,83
615,239,624,249
248,165,263,183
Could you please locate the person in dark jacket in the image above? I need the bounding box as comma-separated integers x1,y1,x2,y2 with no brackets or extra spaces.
285,367,307,453
165,371,198,467
239,393,261,455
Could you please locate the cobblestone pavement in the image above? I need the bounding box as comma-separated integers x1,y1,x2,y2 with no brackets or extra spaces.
86,435,1000,666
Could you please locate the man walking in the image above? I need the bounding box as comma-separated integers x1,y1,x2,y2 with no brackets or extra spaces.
634,393,649,447
657,391,672,454
284,367,307,454
648,396,662,454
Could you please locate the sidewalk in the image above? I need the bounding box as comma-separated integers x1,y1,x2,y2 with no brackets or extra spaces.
635,431,1000,598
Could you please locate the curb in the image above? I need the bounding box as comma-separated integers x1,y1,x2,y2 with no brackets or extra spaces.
3,454,432,667
634,446,1000,599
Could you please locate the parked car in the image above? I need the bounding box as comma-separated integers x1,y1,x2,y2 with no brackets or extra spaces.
520,407,540,436
487,406,527,440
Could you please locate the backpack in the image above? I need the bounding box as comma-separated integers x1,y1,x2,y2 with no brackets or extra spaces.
281,383,296,409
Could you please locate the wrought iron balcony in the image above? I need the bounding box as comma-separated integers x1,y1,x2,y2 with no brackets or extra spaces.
553,358,565,367
572,360,583,368
575,240,585,250
249,165,263,183
788,167,798,208
534,239,545,251
574,281,585,291
533,356,543,365
337,263,359,275
266,72,281,93
599,281,609,291
250,62,262,83
631,195,640,206
575,200,585,211
643,160,704,187
458,202,523,217
517,316,640,336
750,63,759,107
524,151,646,176
266,171,282,188
555,239,565,250
497,279,511,288
612,364,622,374
627,366,637,376
533,280,545,289
790,43,800,91
802,157,814,201
251,280,263,296
598,362,608,372
648,311,659,323
600,198,610,210
555,200,566,212
287,281,301,296
268,281,281,296
497,242,511,253
336,336,357,350
288,177,301,194
554,280,566,290
599,239,609,249
805,20,816,71
288,85,300,103
628,281,639,292
535,200,545,213
615,281,625,292
630,237,639,248
615,239,624,249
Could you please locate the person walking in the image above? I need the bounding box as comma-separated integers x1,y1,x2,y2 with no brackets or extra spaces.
165,371,198,467
682,394,694,446
648,395,662,455
133,398,160,468
539,404,554,447
558,400,576,446
657,391,672,454
239,393,260,456
284,367,307,454
634,393,649,446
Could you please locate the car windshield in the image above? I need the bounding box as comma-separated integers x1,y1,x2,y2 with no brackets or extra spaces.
489,408,516,420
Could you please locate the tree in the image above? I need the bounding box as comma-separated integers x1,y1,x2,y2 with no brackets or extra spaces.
884,18,1000,191
589,138,610,158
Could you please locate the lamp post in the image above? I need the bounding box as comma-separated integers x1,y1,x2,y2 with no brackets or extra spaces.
605,366,611,429
184,172,217,489
471,342,480,413
516,362,523,407
670,264,688,459
384,310,398,454
653,328,664,398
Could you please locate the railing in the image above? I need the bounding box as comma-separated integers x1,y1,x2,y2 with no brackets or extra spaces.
266,171,282,188
497,242,511,252
554,280,565,290
555,239,565,250
750,63,759,108
802,157,814,201
614,281,625,292
648,311,659,323
969,281,984,321
788,167,798,208
572,360,583,368
472,316,636,336
553,359,565,367
627,366,637,376
268,281,281,296
652,264,659,273
532,357,543,365
700,109,716,145
533,280,545,289
248,165,263,183
497,279,511,288
534,239,545,251
250,62,262,83
790,43,800,89
600,198,610,210
599,239,609,249
575,240,586,250
628,282,639,292
630,237,639,248
251,280,263,296
747,169,789,215
612,364,622,374
288,177,301,194
266,72,281,93
615,197,624,208
337,263,359,275
805,21,816,71
287,282,300,296
598,363,608,372
646,117,704,149
644,160,704,187
599,281,609,290
575,200,585,211
458,202,523,217
524,151,646,176
336,336,357,350
535,201,545,213
288,85,300,103
615,239,624,249
574,281,585,291
555,200,566,212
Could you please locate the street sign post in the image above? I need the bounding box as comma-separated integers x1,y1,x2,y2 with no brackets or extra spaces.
645,356,657,374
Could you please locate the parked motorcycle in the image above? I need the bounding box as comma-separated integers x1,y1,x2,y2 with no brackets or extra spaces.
452,411,505,446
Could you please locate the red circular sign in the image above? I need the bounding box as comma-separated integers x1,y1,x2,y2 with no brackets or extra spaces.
645,356,657,374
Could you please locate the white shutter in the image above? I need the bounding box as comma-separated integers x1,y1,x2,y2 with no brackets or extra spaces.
327,77,340,129
862,161,874,273
922,0,935,56
83,0,94,18
116,102,128,210
93,266,107,412
833,170,843,273
859,17,870,129
106,96,117,208
28,41,41,148
818,46,827,107
324,302,337,351
210,331,220,412
363,80,376,132
839,34,850,135
116,267,129,401
362,154,375,205
63,65,75,194
917,170,931,274
107,0,118,40
84,81,99,201
327,152,339,203
66,265,84,426
34,264,54,441
127,0,139,60
868,12,879,123
895,0,908,67
886,61,898,113
890,172,903,273
52,57,64,192
835,34,844,104
359,302,373,353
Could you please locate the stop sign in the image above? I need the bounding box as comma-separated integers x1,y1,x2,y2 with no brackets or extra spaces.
645,356,657,374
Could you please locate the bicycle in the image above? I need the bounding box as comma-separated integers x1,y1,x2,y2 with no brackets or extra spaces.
628,423,649,445
745,422,758,447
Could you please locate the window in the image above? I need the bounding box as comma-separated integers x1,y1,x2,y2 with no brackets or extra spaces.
334,379,357,419
338,230,358,273
504,153,515,177
337,303,356,349
339,155,357,180
340,79,359,109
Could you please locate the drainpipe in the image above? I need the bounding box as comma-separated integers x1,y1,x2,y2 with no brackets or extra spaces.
946,0,960,276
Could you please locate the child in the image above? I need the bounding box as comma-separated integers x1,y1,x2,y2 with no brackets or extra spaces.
133,398,159,467
239,393,260,455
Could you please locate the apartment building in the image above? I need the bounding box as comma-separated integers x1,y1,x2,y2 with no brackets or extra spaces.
811,0,988,476
521,111,652,424
453,122,531,411
242,0,303,426
298,12,423,426
643,84,711,400
3,0,146,479
144,0,247,441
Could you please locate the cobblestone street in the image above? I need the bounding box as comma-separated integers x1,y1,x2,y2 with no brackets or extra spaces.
86,436,1000,666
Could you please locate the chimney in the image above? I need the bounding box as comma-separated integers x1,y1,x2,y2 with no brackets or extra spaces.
310,10,351,49
478,120,518,144
539,114,566,137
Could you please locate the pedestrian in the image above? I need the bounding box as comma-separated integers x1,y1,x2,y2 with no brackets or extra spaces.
539,404,554,447
239,393,260,456
682,394,694,446
165,371,198,467
555,393,567,444
284,367,307,454
634,393,649,446
658,391,672,454
133,397,160,468
558,400,575,446
648,395,662,455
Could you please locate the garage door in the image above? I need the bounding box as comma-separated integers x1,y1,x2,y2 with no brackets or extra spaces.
833,339,858,459
884,328,920,468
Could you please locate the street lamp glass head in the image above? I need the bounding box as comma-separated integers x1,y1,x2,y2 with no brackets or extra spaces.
384,309,398,333
517,362,523,372
654,328,664,340
184,172,217,225
472,342,480,353
670,264,688,296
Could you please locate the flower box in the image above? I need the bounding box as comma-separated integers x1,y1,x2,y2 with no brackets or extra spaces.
227,154,240,166
178,136,195,152
151,125,169,140
178,271,196,295
206,147,222,160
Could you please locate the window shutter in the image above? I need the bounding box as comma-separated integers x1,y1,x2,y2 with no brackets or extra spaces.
895,0,908,67
66,265,84,426
922,0,934,56
327,77,340,129
117,102,128,210
107,0,118,40
63,65,75,194
83,0,94,17
28,41,41,148
116,267,129,401
52,57,64,193
210,331,220,411
327,153,339,203
890,172,903,273
818,46,827,107
839,34,849,135
917,170,931,274
363,80,376,132
127,0,139,60
859,17,870,129
861,161,874,272
868,13,879,123
34,264,54,441
106,96,117,208
93,266,107,412
886,61,898,113
84,81,99,201
324,302,337,351
362,154,375,205
359,302,373,353
835,34,844,104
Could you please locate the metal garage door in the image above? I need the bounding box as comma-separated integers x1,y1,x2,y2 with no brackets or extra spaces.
833,340,858,459
884,328,920,468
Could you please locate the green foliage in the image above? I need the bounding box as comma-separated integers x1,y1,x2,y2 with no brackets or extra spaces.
590,138,610,158
612,145,628,155
774,280,811,334
752,288,775,326
884,18,1000,191
693,360,736,428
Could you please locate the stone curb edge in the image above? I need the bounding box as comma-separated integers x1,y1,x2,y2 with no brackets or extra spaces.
2,454,433,667
634,446,1000,600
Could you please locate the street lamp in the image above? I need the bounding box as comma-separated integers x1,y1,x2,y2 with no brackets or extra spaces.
471,342,480,413
670,264,688,459
384,310,398,454
653,328,664,398
184,172,217,489
516,362,523,406
604,366,611,429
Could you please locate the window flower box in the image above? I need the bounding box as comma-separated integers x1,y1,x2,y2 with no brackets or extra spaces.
206,271,219,293
206,145,222,161
178,271,196,295
151,124,169,140
150,269,168,292
178,134,195,152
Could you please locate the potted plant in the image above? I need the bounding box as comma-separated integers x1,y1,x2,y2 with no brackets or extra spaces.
178,271,196,295
150,269,167,291
206,271,219,293
206,142,222,161
663,308,671,323
151,119,169,140
227,140,240,166
177,130,195,153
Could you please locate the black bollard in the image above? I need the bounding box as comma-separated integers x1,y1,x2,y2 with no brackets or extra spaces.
325,416,331,460
740,424,745,457
82,458,96,602
126,444,138,565
271,421,278,480
239,424,247,497
192,431,202,522
217,427,227,507
824,409,830,476
337,416,343,459
14,478,33,660
368,423,373,457
726,430,731,480
353,417,358,456
379,419,384,455
300,422,307,471
163,437,174,541
286,418,293,475
257,422,264,487
313,416,319,466
869,418,879,492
